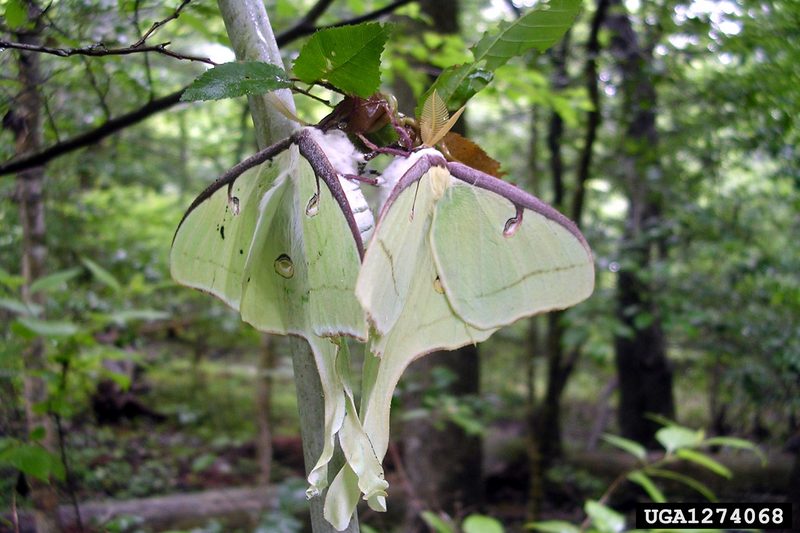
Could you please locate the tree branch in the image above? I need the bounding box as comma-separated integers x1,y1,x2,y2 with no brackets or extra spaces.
0,39,216,65
323,0,415,29
0,89,184,176
133,0,192,47
0,0,418,177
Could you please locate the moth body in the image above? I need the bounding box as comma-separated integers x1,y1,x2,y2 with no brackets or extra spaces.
305,127,376,244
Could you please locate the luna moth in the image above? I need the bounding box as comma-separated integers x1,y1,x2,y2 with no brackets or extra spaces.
170,121,388,522
355,145,595,475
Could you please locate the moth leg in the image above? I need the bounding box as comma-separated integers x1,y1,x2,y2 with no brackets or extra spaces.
342,173,379,186
356,133,411,158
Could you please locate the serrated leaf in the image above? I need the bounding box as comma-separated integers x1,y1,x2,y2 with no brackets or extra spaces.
676,449,732,478
703,436,767,465
14,317,79,338
656,426,704,453
424,0,579,112
646,467,717,501
627,471,666,502
181,61,292,102
472,0,582,71
82,257,122,292
29,268,82,294
293,23,388,97
463,514,504,533
601,433,647,461
525,520,580,533
584,500,625,533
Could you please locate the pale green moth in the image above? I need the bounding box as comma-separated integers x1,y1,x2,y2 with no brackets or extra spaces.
170,129,386,522
355,147,595,482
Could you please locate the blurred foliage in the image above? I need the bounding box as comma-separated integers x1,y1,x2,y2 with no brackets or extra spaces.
1,0,799,530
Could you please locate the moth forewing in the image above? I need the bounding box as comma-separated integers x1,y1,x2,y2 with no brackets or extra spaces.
170,153,291,310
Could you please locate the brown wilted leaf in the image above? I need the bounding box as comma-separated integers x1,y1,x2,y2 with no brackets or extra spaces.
440,132,505,178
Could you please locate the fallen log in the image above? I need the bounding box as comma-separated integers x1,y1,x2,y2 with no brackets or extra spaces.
10,485,276,532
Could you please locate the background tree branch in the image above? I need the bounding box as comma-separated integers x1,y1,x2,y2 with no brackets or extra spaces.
0,0,416,177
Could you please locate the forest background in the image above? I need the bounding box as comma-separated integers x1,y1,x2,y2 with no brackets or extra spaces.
1,0,798,532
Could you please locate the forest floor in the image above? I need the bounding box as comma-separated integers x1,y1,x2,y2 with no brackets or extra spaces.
2,352,795,532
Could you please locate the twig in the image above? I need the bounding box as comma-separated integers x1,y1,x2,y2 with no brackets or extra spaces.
11,489,19,533
0,88,184,176
133,0,192,47
55,361,85,532
0,39,216,65
322,0,415,29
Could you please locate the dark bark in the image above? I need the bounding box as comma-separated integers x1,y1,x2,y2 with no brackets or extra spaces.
607,0,674,447
8,3,59,530
403,346,483,527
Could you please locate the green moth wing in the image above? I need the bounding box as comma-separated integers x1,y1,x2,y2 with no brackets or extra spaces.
239,147,367,340
430,178,595,330
170,157,282,309
356,162,497,465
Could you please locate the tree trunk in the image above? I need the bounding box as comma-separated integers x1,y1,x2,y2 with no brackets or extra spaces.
9,3,59,531
216,2,357,531
607,0,675,447
400,1,483,529
255,334,274,486
403,346,483,528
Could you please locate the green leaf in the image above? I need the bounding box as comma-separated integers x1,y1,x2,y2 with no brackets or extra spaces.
425,0,580,111
656,425,704,453
584,500,625,533
525,520,580,533
29,268,82,294
627,471,666,502
29,427,46,441
293,23,389,97
181,61,292,102
473,0,581,70
463,514,504,533
191,453,217,473
702,436,767,465
0,443,62,482
14,317,79,338
420,64,493,114
82,257,122,292
109,309,170,325
601,433,647,461
4,0,28,29
646,467,717,501
421,511,455,533
676,449,732,479
0,297,41,317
